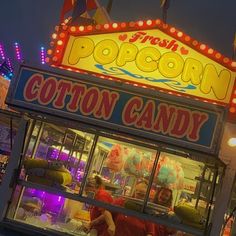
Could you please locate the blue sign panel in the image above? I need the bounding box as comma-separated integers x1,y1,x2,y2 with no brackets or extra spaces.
7,66,225,154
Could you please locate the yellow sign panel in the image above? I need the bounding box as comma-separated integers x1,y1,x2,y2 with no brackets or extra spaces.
50,22,236,104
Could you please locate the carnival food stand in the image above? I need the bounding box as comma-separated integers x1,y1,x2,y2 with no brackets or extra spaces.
0,75,21,184
0,18,235,236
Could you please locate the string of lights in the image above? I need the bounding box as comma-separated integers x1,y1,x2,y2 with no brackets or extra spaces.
0,43,6,60
40,46,46,64
14,42,23,61
0,41,47,79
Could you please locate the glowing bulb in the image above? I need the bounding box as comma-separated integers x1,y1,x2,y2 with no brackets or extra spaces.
146,20,152,26
200,44,206,50
228,138,236,147
57,40,63,45
79,26,84,31
138,21,144,26
112,23,118,28
104,24,109,29
52,33,57,39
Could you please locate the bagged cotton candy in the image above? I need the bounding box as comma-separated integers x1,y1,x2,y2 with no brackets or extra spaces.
156,156,184,190
106,144,124,172
124,148,142,177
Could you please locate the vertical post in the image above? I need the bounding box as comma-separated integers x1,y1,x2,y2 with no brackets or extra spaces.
58,130,67,159
161,0,170,24
22,119,36,158
74,136,86,179
195,165,207,208
0,117,28,221
204,166,218,235
30,121,44,159
232,32,236,61
78,135,98,196
209,165,236,236
106,0,114,14
141,150,160,213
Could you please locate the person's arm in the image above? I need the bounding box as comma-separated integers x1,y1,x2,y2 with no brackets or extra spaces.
90,214,105,227
103,210,115,236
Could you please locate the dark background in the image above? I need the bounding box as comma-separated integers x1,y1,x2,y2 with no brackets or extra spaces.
0,0,235,66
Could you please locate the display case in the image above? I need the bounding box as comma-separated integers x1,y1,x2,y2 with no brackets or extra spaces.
3,118,225,236
0,109,21,184
1,64,227,236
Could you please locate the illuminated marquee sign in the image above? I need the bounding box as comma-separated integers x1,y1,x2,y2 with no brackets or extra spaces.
7,66,225,154
47,19,236,106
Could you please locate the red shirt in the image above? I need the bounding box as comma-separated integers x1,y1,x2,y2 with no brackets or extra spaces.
113,198,155,236
90,188,113,236
114,214,155,236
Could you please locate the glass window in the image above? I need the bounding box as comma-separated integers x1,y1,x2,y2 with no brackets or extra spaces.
21,121,95,194
83,135,157,212
7,185,91,235
6,118,224,236
145,151,223,231
0,110,21,183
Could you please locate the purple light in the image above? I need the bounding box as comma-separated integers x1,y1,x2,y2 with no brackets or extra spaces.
47,147,59,159
40,46,46,64
0,43,6,60
24,188,65,214
14,42,22,61
6,58,13,72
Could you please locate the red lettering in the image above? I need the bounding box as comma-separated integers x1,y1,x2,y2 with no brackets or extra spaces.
23,74,43,101
188,112,208,141
39,77,57,105
122,97,143,125
95,90,119,120
53,80,72,108
141,35,153,43
150,37,160,45
170,109,190,137
81,88,99,115
166,40,178,51
128,32,180,53
136,101,155,129
153,104,175,133
129,32,146,43
159,39,169,47
67,84,86,112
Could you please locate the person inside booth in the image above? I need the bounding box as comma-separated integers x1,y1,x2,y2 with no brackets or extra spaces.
153,186,173,208
113,180,156,236
153,186,176,236
85,175,115,236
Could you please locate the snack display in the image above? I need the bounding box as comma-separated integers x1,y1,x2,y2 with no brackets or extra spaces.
6,119,217,236
106,144,124,172
174,202,205,229
156,156,184,190
124,148,142,177
140,152,154,178
24,159,72,186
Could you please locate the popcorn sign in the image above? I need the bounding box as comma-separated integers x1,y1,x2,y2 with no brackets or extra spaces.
47,19,236,105
7,66,225,154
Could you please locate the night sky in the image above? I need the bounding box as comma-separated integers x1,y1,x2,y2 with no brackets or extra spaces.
0,0,235,67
